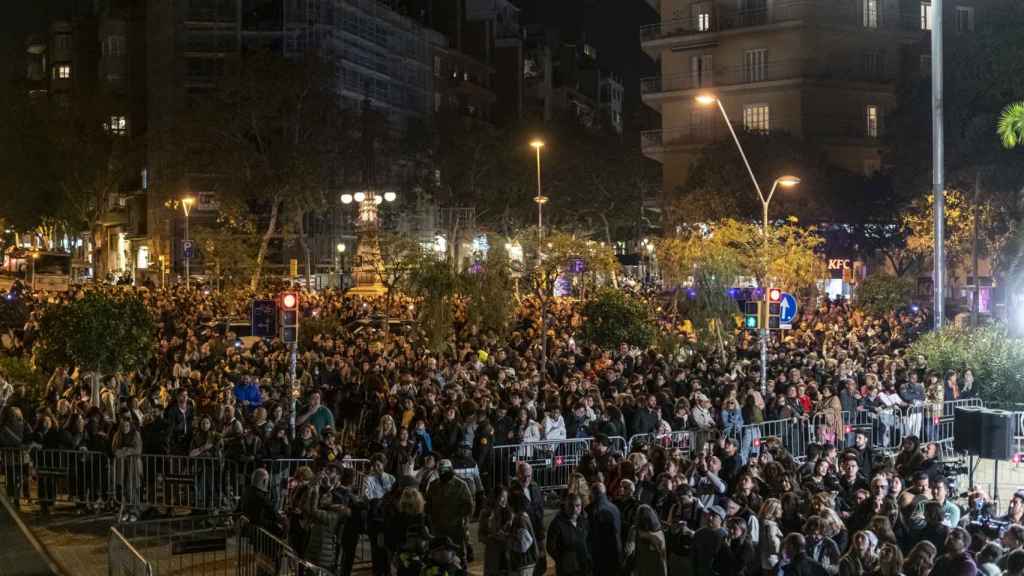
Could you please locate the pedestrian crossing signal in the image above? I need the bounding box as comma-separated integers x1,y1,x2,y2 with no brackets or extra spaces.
744,301,761,330
279,292,299,344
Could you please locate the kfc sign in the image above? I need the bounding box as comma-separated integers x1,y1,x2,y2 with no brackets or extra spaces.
828,259,852,271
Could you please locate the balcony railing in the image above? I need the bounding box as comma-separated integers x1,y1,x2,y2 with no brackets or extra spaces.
641,113,884,155
641,58,894,97
641,0,923,43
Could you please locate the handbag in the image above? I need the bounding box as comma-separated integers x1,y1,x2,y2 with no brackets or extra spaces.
509,513,539,570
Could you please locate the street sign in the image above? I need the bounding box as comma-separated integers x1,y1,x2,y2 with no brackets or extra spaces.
251,299,277,338
779,292,798,328
182,240,194,259
289,258,298,278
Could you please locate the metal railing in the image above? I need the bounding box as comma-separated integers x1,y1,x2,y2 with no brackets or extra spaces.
237,517,336,576
641,0,924,42
108,527,153,576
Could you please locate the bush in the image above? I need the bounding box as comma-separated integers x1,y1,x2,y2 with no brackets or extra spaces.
909,325,1024,403
580,289,655,349
855,274,914,316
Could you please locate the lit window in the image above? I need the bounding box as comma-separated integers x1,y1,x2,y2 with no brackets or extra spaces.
955,6,974,33
920,2,932,30
691,2,712,31
583,44,597,59
743,104,770,134
54,64,71,79
866,105,879,138
106,115,128,135
744,49,766,82
103,35,126,57
863,0,879,28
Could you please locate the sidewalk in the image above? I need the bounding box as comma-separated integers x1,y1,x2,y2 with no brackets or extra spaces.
0,497,60,576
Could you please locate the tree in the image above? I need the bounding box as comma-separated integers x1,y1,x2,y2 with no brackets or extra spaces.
190,221,259,290
901,190,1005,272
854,274,914,317
580,289,655,349
33,291,155,402
909,325,1024,404
998,101,1024,149
658,219,825,293
159,50,360,290
461,241,515,336
667,132,839,226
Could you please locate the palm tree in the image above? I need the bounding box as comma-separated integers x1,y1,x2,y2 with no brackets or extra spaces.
998,101,1024,148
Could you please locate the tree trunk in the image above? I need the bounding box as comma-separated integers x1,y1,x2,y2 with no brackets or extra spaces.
296,210,312,291
250,199,281,291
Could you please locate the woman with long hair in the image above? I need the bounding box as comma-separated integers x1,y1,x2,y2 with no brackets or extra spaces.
508,489,540,576
111,417,143,522
902,541,936,576
387,487,430,576
758,498,783,575
874,543,903,576
839,530,879,576
628,504,667,576
479,485,513,576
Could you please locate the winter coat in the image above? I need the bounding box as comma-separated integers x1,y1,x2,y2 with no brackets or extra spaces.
632,530,667,576
715,536,757,576
426,473,474,539
720,408,744,436
304,503,345,572
546,511,591,576
759,518,783,571
586,493,622,576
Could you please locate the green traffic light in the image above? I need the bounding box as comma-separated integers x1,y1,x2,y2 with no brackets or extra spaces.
745,315,758,329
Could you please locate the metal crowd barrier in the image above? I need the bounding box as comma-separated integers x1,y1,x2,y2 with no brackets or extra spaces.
237,517,336,576
112,514,238,576
108,526,153,576
490,438,591,492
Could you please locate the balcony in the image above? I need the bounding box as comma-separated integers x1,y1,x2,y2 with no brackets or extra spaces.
642,112,885,162
641,0,922,55
642,59,811,101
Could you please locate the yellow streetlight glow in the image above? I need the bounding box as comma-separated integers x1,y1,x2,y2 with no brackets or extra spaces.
694,94,718,106
530,139,545,149
181,196,196,216
777,175,801,188
336,243,346,253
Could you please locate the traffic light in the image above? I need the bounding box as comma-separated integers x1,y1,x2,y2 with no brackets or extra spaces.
744,301,761,330
767,288,782,329
280,292,299,344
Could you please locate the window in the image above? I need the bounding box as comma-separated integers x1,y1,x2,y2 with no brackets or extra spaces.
743,104,770,134
690,54,713,88
692,2,712,31
103,35,126,57
955,6,974,33
106,115,128,135
433,55,440,78
583,44,597,59
54,64,71,79
920,2,932,30
862,52,884,78
744,49,766,82
54,34,71,51
863,0,879,28
866,105,879,138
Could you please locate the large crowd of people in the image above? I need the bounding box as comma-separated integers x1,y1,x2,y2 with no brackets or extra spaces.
0,280,1010,576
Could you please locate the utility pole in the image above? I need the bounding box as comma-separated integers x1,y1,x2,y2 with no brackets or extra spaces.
932,0,945,329
971,169,981,327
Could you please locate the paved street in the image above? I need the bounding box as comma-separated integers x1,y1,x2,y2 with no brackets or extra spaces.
0,500,58,576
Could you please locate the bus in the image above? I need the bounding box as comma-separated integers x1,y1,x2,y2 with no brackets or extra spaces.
1,249,73,292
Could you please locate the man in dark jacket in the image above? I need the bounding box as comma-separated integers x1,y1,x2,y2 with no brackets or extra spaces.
630,394,660,437
692,505,727,575
240,468,278,535
163,389,193,454
577,434,612,483
585,482,622,576
779,533,828,576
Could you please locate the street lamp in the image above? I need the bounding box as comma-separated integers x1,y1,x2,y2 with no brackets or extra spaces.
335,242,346,288
529,139,549,371
30,250,39,291
181,196,195,289
696,93,801,393
339,190,396,296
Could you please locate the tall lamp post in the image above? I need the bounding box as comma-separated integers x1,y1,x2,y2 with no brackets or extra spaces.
340,190,396,297
530,139,549,371
696,93,800,393
335,242,346,289
181,196,195,289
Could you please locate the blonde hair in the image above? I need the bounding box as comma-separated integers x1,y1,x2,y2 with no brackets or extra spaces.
399,487,425,515
759,498,782,521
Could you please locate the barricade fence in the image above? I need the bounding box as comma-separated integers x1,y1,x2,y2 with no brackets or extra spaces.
237,517,336,576
0,449,370,515
108,527,153,576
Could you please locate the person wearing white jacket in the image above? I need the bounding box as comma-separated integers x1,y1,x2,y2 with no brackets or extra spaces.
758,498,784,574
543,408,567,441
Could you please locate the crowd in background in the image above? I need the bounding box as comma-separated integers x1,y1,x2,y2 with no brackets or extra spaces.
0,280,1009,576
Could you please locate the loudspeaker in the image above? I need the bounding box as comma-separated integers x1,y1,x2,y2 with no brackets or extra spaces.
978,409,1018,461
954,406,983,454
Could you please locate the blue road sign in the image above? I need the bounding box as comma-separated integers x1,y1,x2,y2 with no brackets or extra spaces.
183,240,195,259
779,292,798,327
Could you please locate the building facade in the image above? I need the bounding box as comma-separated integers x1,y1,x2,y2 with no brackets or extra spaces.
639,0,958,200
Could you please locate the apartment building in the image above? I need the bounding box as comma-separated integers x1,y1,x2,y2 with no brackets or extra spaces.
639,0,975,202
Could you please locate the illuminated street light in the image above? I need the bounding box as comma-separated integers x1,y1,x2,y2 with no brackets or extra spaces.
383,191,397,202
353,191,366,203
340,194,353,204
181,196,196,289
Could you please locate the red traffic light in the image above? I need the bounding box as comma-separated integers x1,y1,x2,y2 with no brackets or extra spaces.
281,293,298,309
768,288,782,302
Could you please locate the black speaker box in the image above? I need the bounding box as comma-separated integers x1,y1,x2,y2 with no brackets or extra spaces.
954,406,983,454
978,409,1018,461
